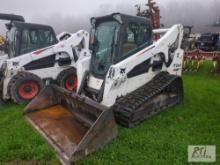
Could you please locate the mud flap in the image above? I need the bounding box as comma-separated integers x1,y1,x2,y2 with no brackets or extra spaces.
24,85,117,164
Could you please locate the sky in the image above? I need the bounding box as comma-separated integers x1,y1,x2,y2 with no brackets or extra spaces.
0,0,220,35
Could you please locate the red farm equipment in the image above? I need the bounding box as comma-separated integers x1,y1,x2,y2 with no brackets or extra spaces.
136,0,161,40
135,0,220,74
184,49,220,73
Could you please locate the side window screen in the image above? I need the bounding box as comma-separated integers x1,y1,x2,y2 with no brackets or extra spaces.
39,30,56,45
122,23,152,58
91,21,120,76
19,28,57,55
138,24,152,46
29,29,56,46
30,30,38,44
7,27,17,58
127,29,135,43
20,29,30,55
122,23,138,57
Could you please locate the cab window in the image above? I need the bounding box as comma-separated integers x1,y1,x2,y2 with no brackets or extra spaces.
20,28,57,55
121,23,152,58
7,27,17,58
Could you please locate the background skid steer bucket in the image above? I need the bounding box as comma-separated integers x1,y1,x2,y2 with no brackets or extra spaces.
24,85,117,165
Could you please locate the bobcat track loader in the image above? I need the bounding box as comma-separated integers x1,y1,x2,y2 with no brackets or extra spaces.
25,13,184,164
0,14,90,104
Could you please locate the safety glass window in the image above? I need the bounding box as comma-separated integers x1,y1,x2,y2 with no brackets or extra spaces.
7,27,17,58
30,30,39,44
122,23,152,58
91,21,120,76
20,29,31,54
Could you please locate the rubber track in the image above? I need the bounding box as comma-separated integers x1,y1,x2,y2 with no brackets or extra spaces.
113,72,184,127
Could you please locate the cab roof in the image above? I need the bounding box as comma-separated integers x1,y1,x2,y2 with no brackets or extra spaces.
11,21,55,31
0,13,25,22
91,13,151,26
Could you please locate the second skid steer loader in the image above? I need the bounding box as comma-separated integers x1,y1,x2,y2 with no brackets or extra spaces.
24,13,184,164
0,13,90,104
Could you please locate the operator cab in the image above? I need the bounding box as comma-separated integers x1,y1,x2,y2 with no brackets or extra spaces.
90,13,153,78
6,22,58,58
84,13,153,101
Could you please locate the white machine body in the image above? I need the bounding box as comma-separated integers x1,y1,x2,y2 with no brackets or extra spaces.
76,24,184,107
2,30,91,100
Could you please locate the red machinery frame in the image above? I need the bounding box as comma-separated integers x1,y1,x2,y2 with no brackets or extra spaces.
184,49,220,73
136,0,161,40
136,0,220,73
184,49,220,61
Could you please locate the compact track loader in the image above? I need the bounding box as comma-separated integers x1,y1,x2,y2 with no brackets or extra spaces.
25,13,184,164
0,14,90,104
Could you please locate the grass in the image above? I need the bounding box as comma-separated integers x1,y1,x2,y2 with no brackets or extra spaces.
0,62,219,165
